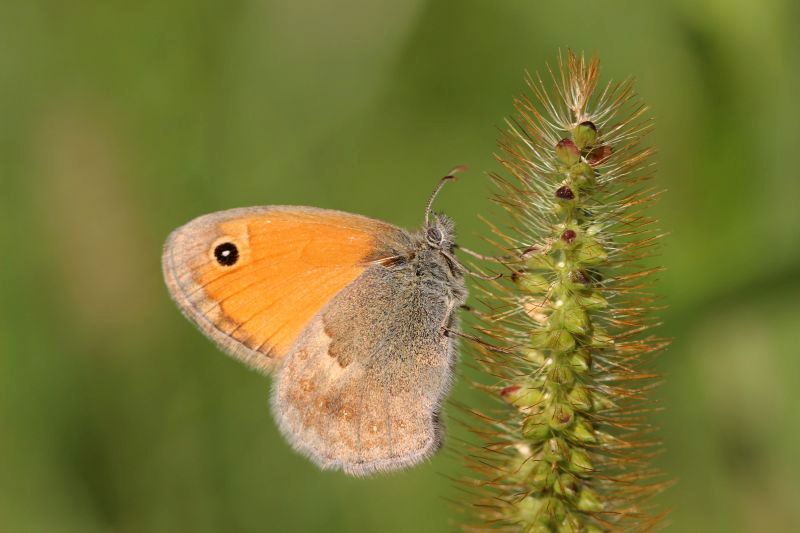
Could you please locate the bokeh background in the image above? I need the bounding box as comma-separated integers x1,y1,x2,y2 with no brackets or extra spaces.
2,1,799,531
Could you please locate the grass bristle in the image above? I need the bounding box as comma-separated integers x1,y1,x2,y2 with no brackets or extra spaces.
457,51,671,532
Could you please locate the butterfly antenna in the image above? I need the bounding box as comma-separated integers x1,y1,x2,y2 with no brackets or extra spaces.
425,165,467,226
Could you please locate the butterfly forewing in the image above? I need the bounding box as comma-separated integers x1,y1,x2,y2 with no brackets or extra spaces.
162,206,405,373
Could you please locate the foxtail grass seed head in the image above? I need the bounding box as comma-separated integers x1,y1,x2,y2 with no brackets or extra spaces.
458,51,671,532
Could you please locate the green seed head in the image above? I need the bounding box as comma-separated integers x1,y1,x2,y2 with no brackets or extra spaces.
572,121,597,149
577,488,604,513
460,52,668,531
569,448,594,474
548,403,575,431
556,138,581,165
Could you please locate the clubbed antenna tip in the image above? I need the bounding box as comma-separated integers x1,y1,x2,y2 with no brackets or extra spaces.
425,165,468,226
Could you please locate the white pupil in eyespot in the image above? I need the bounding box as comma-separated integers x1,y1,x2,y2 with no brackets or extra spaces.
214,242,239,266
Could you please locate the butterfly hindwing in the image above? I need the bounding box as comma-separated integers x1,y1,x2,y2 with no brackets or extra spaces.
272,262,458,475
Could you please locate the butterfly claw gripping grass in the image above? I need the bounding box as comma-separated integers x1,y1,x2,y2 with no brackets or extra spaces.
460,52,671,532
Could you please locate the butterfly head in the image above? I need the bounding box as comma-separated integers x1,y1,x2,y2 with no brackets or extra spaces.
420,171,468,281
424,213,456,251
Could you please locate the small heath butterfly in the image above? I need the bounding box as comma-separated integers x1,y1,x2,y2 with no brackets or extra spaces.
162,171,472,476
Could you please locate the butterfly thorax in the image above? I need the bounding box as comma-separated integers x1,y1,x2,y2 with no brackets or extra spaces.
403,213,467,306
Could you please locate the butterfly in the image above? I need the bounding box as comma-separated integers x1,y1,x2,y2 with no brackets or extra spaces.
161,171,488,476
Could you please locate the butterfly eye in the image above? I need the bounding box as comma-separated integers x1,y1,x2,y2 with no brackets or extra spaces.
213,242,239,266
426,227,442,243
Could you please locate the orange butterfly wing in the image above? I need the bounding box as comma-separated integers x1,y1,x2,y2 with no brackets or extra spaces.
162,206,407,373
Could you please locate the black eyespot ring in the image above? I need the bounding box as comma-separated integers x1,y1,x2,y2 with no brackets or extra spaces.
214,242,239,266
427,227,442,242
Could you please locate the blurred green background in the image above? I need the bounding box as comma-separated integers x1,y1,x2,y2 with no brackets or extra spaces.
2,1,799,531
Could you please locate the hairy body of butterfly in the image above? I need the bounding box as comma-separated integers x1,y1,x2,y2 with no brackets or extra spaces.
162,205,466,476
